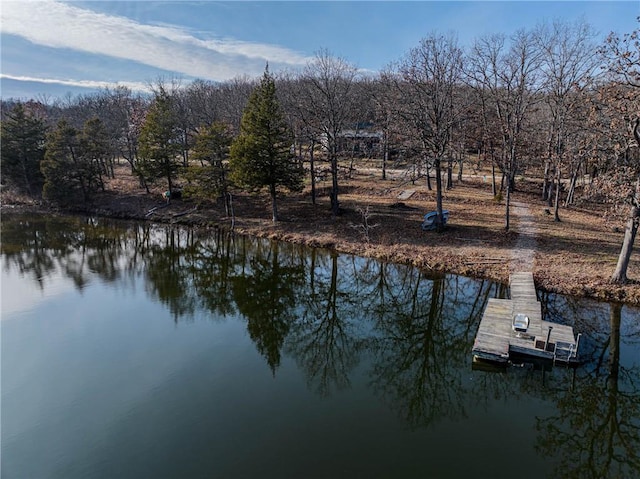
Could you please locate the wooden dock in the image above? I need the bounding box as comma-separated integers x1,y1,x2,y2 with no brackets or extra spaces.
472,272,580,365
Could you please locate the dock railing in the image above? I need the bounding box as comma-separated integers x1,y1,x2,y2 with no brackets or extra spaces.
553,333,581,364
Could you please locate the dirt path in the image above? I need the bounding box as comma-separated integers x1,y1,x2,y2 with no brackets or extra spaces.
510,201,537,272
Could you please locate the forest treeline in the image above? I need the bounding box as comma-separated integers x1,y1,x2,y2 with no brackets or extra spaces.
1,19,639,282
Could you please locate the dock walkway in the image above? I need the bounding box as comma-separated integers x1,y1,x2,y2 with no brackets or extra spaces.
472,272,579,364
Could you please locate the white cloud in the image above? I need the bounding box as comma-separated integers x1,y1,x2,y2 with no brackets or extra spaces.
0,73,151,93
0,0,311,82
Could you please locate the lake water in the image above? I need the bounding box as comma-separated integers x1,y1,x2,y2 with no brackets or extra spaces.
2,213,639,479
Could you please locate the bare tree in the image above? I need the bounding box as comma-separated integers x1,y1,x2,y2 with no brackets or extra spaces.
183,79,221,128
536,20,599,221
466,30,542,231
276,72,321,205
598,19,640,283
300,49,359,217
392,32,464,231
368,74,402,181
217,76,255,133
92,86,148,178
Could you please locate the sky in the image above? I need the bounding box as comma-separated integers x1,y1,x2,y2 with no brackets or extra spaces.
1,1,638,100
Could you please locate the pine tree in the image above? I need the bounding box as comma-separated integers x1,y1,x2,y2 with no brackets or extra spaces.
138,88,183,196
80,117,111,192
41,119,106,205
229,67,304,222
0,103,46,196
41,120,85,204
186,121,233,207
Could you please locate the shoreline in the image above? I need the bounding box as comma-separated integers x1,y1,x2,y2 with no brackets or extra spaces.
3,189,639,307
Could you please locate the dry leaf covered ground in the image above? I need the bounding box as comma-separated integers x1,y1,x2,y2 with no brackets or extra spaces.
3,163,639,305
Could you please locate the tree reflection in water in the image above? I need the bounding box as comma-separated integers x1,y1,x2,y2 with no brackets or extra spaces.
3,213,639,476
369,271,500,428
232,240,305,373
535,298,640,479
286,251,362,396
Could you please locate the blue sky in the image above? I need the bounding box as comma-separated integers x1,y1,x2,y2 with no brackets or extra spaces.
1,1,638,100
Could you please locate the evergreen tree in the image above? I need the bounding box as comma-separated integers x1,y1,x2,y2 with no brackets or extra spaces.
42,120,80,204
41,118,106,205
138,88,183,196
185,121,233,208
230,67,304,222
0,103,46,196
79,117,110,192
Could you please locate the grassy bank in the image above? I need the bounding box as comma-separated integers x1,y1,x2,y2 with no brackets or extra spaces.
3,163,639,306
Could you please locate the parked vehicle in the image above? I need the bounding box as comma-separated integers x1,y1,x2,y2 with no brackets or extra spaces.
421,210,449,230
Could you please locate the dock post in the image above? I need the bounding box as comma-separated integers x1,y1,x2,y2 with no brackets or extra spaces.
572,333,581,359
545,326,553,350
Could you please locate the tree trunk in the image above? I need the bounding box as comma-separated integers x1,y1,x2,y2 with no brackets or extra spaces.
542,159,551,201
491,162,497,197
330,153,339,217
224,191,230,217
19,150,33,196
446,159,453,190
565,167,579,206
182,137,188,167
435,158,445,232
613,123,640,282
69,145,88,203
505,185,511,232
611,203,639,284
348,137,357,179
96,160,106,192
554,166,561,222
382,131,388,181
270,184,279,223
310,139,316,205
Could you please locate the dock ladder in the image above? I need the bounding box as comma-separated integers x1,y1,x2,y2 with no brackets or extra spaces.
553,333,581,365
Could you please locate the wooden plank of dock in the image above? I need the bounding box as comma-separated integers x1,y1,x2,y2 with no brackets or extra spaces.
472,298,512,362
472,272,578,364
510,273,540,305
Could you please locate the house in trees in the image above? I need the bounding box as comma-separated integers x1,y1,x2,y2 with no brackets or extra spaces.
336,129,383,157
320,123,383,158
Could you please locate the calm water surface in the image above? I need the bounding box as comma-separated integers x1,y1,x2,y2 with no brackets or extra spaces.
2,214,639,479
